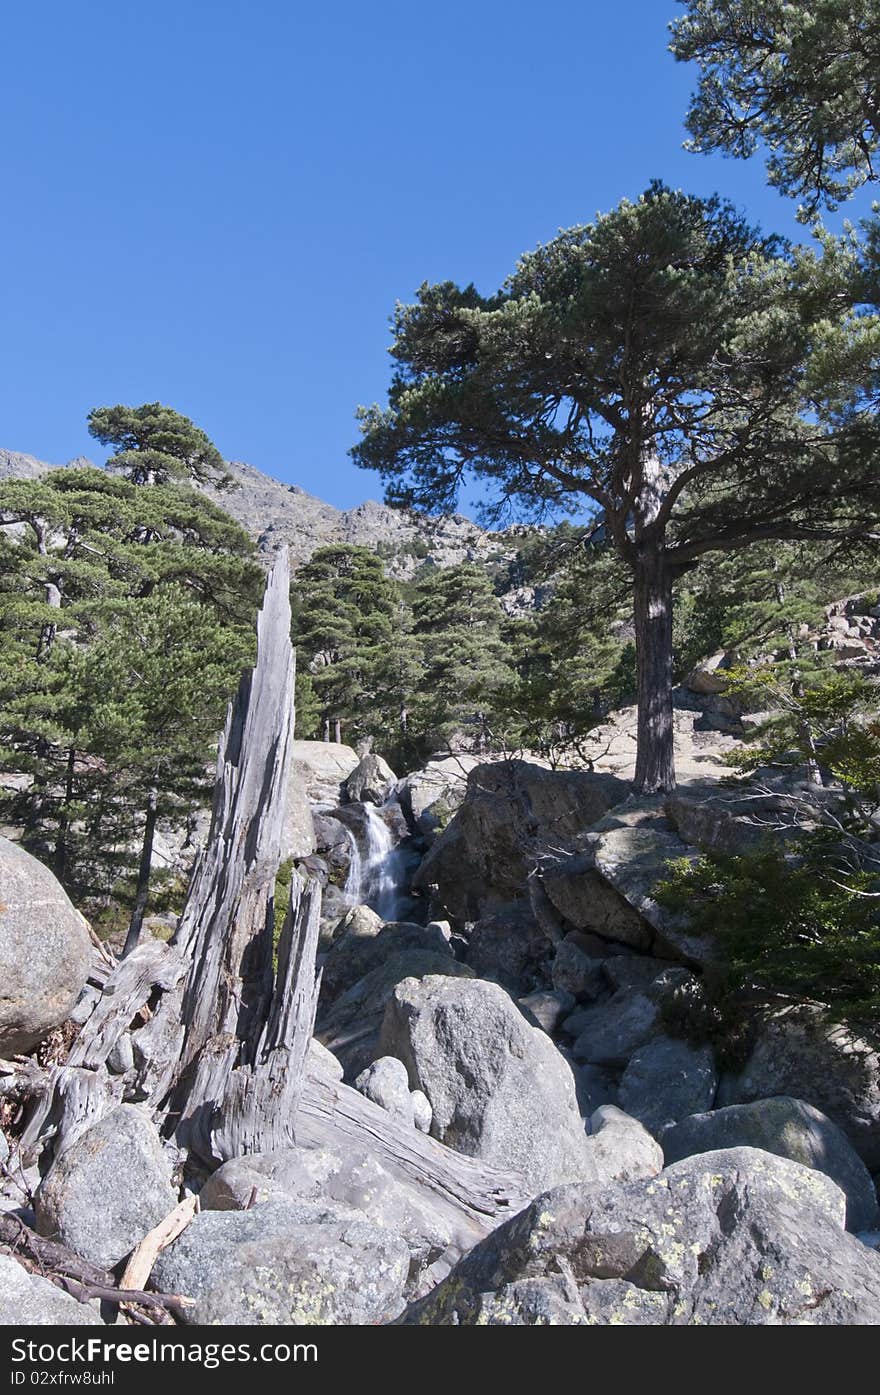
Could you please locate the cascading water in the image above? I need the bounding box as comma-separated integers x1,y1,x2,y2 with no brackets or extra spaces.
343,799,406,921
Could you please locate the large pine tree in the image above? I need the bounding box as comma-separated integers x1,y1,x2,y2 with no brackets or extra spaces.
353,183,880,791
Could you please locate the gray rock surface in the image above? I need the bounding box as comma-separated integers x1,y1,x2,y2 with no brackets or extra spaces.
290,740,360,806
660,1096,879,1231
567,969,695,1067
398,756,480,840
619,1037,718,1134
414,762,628,921
321,919,452,1005
551,941,606,1000
152,1200,410,1325
35,1106,177,1267
401,1148,880,1325
316,951,474,1079
379,975,642,1196
585,1105,663,1182
0,835,92,1054
198,1141,459,1280
344,752,396,805
281,755,316,860
720,1008,880,1169
0,1254,103,1325
354,1056,415,1126
463,904,552,991
568,988,660,1067
518,989,575,1034
411,1089,433,1134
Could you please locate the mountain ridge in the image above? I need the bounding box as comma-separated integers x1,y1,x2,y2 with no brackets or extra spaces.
0,447,528,578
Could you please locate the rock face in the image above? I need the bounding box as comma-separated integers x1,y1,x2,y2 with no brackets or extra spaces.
35,1106,177,1267
0,1254,103,1325
398,755,481,840
281,756,316,860
619,1037,718,1134
344,753,396,805
719,1009,880,1169
401,1148,880,1325
320,919,452,1005
378,975,650,1196
315,951,474,1079
0,835,92,1054
414,762,629,921
153,1200,410,1325
463,904,553,992
660,1097,879,1232
199,1141,460,1282
290,740,360,806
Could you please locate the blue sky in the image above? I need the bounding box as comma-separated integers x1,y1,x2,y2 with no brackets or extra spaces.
1,1,871,510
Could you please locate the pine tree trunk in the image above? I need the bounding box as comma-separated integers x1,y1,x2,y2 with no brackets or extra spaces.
123,787,158,958
632,547,676,794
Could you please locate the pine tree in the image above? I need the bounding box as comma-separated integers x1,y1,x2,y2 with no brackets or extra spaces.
87,401,233,487
291,545,401,746
671,0,880,216
0,465,261,933
353,184,880,792
408,563,516,753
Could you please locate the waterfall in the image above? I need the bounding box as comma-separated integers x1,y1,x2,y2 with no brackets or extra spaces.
343,800,405,921
342,825,363,904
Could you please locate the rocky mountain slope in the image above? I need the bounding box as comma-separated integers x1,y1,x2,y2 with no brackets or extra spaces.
0,447,526,577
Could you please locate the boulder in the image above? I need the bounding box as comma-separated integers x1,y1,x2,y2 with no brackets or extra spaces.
660,1096,879,1232
320,919,452,1005
567,988,660,1067
619,1037,718,1134
567,968,698,1069
315,951,474,1079
0,1254,103,1325
541,855,652,951
583,801,713,964
719,1008,880,1169
291,740,360,806
198,1142,458,1280
665,779,833,859
551,940,606,1000
585,1105,663,1182
463,903,553,991
281,756,316,860
518,989,575,1035
411,1090,432,1134
685,652,731,695
379,975,623,1196
35,1105,177,1267
0,835,92,1054
414,761,628,921
398,755,481,839
306,1038,344,1083
401,1148,880,1325
152,1200,410,1325
344,752,396,805
354,1056,415,1126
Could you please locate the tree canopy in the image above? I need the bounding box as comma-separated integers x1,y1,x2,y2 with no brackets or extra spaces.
671,0,880,216
88,401,233,488
353,182,880,790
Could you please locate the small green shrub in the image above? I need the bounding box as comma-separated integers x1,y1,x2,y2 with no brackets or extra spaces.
655,837,880,1026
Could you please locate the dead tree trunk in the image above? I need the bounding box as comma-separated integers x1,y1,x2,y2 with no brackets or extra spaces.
9,549,527,1230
